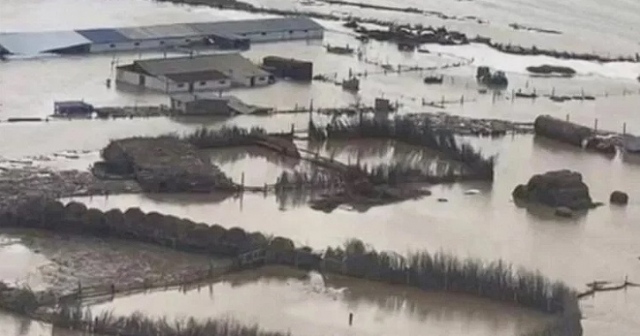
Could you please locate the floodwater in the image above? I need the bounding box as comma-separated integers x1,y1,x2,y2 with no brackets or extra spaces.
248,0,640,55
0,311,87,336
2,0,640,335
90,266,552,336
75,134,640,335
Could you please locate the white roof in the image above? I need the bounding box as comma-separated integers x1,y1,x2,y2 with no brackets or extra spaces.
0,31,90,55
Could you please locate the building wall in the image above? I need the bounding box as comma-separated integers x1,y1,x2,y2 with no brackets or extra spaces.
225,73,270,87
242,29,323,43
170,99,188,113
166,79,231,93
90,36,201,53
116,69,169,92
88,28,323,53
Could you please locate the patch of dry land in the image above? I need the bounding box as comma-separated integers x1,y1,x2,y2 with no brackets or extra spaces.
0,229,231,295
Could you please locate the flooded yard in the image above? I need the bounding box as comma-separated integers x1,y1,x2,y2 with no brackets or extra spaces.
72,134,640,335
2,0,640,335
0,230,230,295
89,266,552,336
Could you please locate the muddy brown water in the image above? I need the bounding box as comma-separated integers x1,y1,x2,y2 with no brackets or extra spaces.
67,134,640,335
2,0,640,335
89,266,552,336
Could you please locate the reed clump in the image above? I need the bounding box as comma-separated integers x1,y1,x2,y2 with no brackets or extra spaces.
185,126,267,149
325,239,580,317
310,116,495,180
275,168,342,190
353,161,459,185
50,304,290,336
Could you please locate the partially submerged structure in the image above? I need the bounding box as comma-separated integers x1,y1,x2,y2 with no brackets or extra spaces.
476,66,508,88
116,53,273,93
534,115,593,147
53,101,94,117
0,17,324,56
262,56,313,81
513,170,596,211
170,93,271,116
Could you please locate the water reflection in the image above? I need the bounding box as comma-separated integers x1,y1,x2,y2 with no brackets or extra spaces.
305,138,464,176
90,266,550,336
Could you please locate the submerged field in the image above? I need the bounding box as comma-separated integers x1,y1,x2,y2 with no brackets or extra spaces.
0,230,229,295
2,0,640,334
89,266,553,336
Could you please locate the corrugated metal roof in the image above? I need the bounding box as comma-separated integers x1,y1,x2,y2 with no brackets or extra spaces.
188,17,323,36
134,53,270,78
118,24,200,40
165,70,229,83
0,31,91,55
76,29,131,44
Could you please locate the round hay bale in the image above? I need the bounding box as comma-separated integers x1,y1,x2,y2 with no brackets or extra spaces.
610,191,629,205
64,202,87,218
555,206,573,218
42,201,65,229
225,227,248,246
83,208,107,233
269,236,295,251
104,209,124,234
248,232,268,248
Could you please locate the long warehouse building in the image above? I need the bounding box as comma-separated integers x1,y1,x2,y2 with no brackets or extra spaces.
0,17,324,56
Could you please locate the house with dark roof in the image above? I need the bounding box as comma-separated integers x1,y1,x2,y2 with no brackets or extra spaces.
115,53,273,93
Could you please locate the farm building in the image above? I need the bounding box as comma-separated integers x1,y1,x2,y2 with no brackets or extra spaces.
53,101,94,117
116,53,273,93
262,56,313,81
170,93,270,116
0,17,324,56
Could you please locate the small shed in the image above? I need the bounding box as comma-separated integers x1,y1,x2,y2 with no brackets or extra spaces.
374,98,393,112
170,93,270,116
170,93,231,116
262,56,313,81
54,101,94,116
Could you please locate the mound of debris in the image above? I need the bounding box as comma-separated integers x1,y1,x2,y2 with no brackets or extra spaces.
100,137,235,193
512,170,595,210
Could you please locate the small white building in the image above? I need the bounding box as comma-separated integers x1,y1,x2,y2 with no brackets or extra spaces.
116,53,273,93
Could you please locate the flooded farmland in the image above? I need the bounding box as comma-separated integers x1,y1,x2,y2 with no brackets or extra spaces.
72,134,640,335
90,266,552,336
2,0,640,335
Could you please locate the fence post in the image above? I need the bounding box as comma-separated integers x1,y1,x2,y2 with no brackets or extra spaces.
594,118,598,131
566,114,570,122
623,122,627,135
241,172,245,189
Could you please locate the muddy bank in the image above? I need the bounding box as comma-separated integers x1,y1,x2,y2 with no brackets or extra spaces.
0,166,140,210
0,229,226,296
